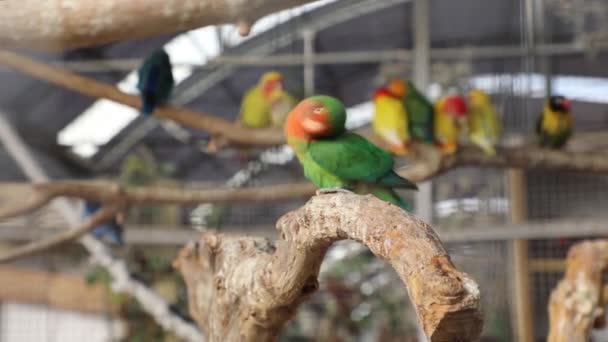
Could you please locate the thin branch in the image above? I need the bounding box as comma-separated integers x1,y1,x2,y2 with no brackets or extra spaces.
0,181,316,220
0,204,119,262
0,0,320,50
0,50,284,146
397,144,608,182
174,190,483,341
548,240,608,342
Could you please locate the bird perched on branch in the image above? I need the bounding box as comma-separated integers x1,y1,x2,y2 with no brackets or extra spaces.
434,95,468,155
467,89,502,156
84,201,124,245
536,95,573,149
239,71,297,128
285,95,418,210
372,86,410,155
137,49,174,116
388,79,435,144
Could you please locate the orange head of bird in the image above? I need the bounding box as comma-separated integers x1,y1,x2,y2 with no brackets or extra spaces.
548,95,571,113
442,95,468,118
285,95,346,140
387,79,407,98
260,71,284,98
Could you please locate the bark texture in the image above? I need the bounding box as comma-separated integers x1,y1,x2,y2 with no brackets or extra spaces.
548,240,608,342
0,0,318,50
174,191,483,341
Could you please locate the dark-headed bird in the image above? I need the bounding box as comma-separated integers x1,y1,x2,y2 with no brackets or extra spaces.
537,95,573,149
137,49,174,116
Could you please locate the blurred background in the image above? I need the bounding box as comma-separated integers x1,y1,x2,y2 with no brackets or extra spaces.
1,0,608,341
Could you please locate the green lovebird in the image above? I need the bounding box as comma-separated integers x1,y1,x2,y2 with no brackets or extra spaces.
285,95,418,210
388,79,435,144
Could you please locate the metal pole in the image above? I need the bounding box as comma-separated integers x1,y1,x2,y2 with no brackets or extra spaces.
536,0,552,97
413,1,431,341
302,29,316,97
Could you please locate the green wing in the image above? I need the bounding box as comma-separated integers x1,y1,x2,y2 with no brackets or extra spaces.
308,133,395,183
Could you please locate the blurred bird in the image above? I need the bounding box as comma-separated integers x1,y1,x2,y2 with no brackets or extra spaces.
372,86,410,155
434,95,468,155
239,71,297,128
536,95,573,149
137,49,174,116
84,201,124,245
388,79,435,144
285,95,417,211
467,89,502,156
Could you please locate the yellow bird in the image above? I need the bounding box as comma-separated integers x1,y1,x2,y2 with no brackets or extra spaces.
467,89,502,156
536,95,572,149
434,95,468,155
239,71,297,128
372,86,410,155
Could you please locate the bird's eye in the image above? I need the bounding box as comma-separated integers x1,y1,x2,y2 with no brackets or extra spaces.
313,107,324,114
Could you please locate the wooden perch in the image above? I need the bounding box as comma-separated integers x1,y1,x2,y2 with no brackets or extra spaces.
548,240,608,342
3,49,608,175
174,190,483,341
0,181,316,220
0,50,284,146
0,0,319,50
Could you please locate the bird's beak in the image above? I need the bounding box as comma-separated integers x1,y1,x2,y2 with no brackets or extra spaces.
301,117,329,135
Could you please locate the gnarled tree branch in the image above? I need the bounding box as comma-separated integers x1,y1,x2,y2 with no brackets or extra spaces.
548,240,608,342
0,0,320,50
174,190,483,341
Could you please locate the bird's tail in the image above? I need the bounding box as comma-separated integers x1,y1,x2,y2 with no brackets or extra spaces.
141,92,155,116
370,187,413,212
469,133,496,156
377,170,418,190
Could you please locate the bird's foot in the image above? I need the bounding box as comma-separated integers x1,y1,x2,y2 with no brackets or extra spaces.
316,187,353,195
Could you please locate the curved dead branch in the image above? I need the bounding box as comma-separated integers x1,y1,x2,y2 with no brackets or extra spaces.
174,190,483,341
548,240,608,342
0,0,319,50
0,204,120,262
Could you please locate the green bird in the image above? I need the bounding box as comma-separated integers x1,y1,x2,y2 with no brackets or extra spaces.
388,79,435,144
536,95,573,149
284,95,418,210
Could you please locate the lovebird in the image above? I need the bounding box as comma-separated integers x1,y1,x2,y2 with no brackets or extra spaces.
467,89,502,156
388,79,435,144
84,201,124,245
434,95,468,155
285,95,418,210
239,71,297,128
372,86,410,155
536,95,573,149
137,49,174,116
